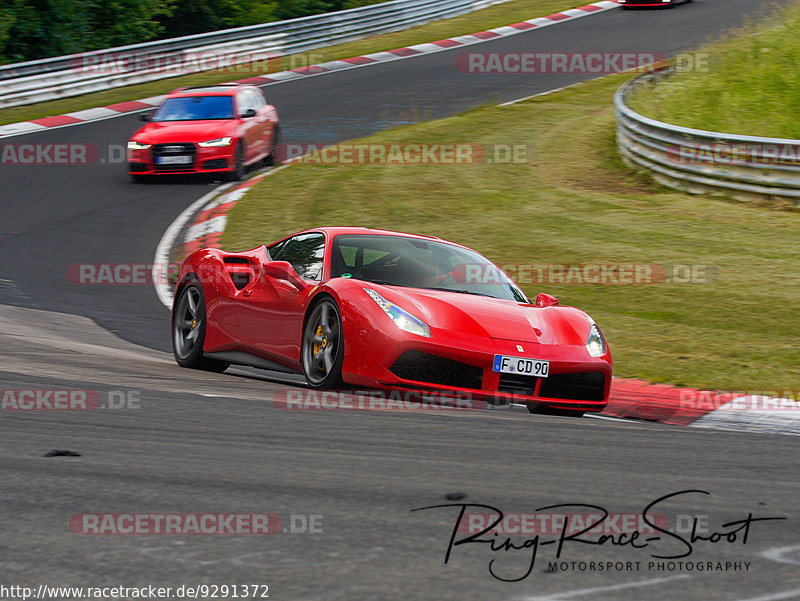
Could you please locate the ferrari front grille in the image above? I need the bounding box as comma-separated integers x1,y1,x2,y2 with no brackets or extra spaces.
389,351,483,389
538,372,606,402
497,373,538,396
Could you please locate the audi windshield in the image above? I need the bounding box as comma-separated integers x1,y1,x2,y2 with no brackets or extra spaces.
152,96,235,121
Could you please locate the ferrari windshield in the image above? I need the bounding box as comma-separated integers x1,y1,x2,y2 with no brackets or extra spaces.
331,234,528,302
152,96,235,121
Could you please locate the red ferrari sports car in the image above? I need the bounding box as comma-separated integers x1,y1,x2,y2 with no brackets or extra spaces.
620,0,691,7
127,83,279,182
171,228,613,416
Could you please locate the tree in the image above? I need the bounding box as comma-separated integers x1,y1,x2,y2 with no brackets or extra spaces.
0,0,389,64
155,0,279,37
0,0,168,63
86,0,172,49
0,1,21,64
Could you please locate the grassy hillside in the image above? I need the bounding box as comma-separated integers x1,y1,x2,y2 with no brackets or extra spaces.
628,1,800,138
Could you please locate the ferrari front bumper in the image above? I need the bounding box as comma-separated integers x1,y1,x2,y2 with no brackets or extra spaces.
344,329,612,413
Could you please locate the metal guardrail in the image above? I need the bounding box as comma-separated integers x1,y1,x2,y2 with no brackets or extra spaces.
615,71,800,204
0,0,501,109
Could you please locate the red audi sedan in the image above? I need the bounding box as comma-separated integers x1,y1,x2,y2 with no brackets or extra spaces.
127,83,279,182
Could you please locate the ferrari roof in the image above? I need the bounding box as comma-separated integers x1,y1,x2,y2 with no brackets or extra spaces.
300,226,444,242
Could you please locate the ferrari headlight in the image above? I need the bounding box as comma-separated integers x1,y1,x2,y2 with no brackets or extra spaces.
364,288,431,338
198,137,233,148
586,319,607,357
127,141,151,150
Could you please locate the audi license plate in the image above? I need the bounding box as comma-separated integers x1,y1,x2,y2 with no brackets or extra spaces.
493,355,549,377
156,155,192,165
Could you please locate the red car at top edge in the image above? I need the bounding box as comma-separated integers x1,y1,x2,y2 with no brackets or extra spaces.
127,83,279,182
620,0,691,7
171,228,613,417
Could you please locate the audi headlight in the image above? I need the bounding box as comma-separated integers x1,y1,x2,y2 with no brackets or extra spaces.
198,137,233,148
127,141,151,150
585,319,607,357
364,288,431,338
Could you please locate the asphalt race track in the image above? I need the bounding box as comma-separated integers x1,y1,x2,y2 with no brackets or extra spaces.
1,2,799,600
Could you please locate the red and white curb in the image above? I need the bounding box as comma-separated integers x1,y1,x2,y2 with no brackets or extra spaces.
607,379,800,436
0,97,165,138
0,1,620,139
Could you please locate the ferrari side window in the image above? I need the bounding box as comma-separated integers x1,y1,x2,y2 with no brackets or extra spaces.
363,249,391,265
277,233,325,281
338,245,357,267
268,239,288,260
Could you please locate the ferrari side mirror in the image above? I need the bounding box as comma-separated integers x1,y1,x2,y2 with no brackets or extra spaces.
535,293,559,307
263,261,307,289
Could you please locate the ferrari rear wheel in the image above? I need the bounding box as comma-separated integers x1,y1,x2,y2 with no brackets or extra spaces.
302,298,344,389
172,282,229,373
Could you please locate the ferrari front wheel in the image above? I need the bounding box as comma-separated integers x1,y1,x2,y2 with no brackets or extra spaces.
302,298,344,389
172,282,229,373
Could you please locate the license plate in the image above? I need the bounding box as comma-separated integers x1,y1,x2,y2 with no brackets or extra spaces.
493,355,549,377
156,155,192,165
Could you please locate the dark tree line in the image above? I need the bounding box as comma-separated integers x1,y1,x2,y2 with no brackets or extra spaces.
0,0,389,64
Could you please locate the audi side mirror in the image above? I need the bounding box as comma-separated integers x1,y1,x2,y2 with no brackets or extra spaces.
241,108,257,119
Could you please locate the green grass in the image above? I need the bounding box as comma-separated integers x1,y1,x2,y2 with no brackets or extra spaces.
222,73,800,391
0,0,582,126
628,0,800,138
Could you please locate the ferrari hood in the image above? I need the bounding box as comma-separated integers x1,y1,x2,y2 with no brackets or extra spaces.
377,286,589,346
132,120,236,142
